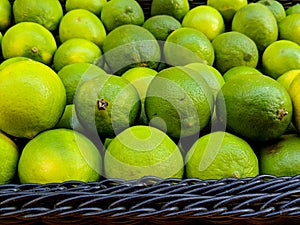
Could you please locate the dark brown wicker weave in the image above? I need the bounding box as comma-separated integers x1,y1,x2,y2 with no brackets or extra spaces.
1,0,300,224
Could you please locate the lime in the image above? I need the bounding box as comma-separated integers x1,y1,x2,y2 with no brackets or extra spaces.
100,0,144,32
104,125,184,180
288,73,300,132
13,0,63,31
286,3,300,15
223,66,263,81
0,131,19,184
102,24,160,75
262,40,300,79
259,134,300,176
65,0,107,16
257,0,286,22
185,131,259,180
277,69,300,90
232,3,278,52
142,15,181,41
182,5,225,41
74,73,141,138
145,66,214,139
0,60,66,139
278,14,300,45
1,22,57,65
0,0,11,31
216,74,293,142
18,128,102,184
57,62,107,104
207,0,248,23
0,56,32,71
163,27,215,66
212,31,259,74
59,9,106,47
121,67,157,125
150,0,189,21
53,38,103,71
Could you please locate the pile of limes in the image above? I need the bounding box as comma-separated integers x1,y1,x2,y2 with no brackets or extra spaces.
0,0,300,184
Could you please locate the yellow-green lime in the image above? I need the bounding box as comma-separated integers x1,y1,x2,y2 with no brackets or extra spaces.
258,0,286,22
0,56,32,71
262,40,300,79
0,60,66,139
100,0,144,32
185,131,259,180
0,131,19,184
121,67,157,125
216,74,293,142
1,22,57,65
223,66,263,82
66,0,107,16
18,128,102,184
207,0,248,23
259,134,300,176
278,14,300,45
104,125,184,180
232,3,278,51
277,69,300,90
53,38,103,71
163,27,215,66
150,0,189,21
286,3,300,15
185,62,225,98
145,66,214,139
59,9,106,47
57,62,107,104
288,73,300,132
212,31,259,74
0,0,11,31
182,5,225,41
74,73,141,138
102,24,160,75
142,15,182,41
13,0,63,31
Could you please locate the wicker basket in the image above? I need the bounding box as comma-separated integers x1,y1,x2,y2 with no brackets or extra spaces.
1,0,300,224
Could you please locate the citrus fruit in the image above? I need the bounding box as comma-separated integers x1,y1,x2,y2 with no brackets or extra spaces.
259,134,300,177
185,131,259,180
185,62,225,98
257,0,286,22
212,31,259,74
59,9,106,47
278,14,300,45
18,128,102,184
150,0,189,21
13,0,63,31
53,38,103,71
232,3,278,52
0,60,66,139
288,73,300,132
1,22,57,65
207,0,248,23
277,69,300,90
262,40,300,79
57,62,107,104
65,0,107,16
121,67,157,125
163,27,215,66
0,0,11,31
0,131,19,184
142,15,182,41
104,125,184,180
55,104,86,133
102,24,160,75
223,66,263,81
216,74,293,142
74,73,141,138
145,66,214,139
100,0,144,32
0,56,32,71
286,3,300,15
182,5,225,41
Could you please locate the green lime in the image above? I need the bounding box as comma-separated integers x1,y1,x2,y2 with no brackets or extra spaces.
278,14,300,45
150,0,189,21
223,66,263,82
66,0,107,16
257,0,286,22
0,0,11,31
